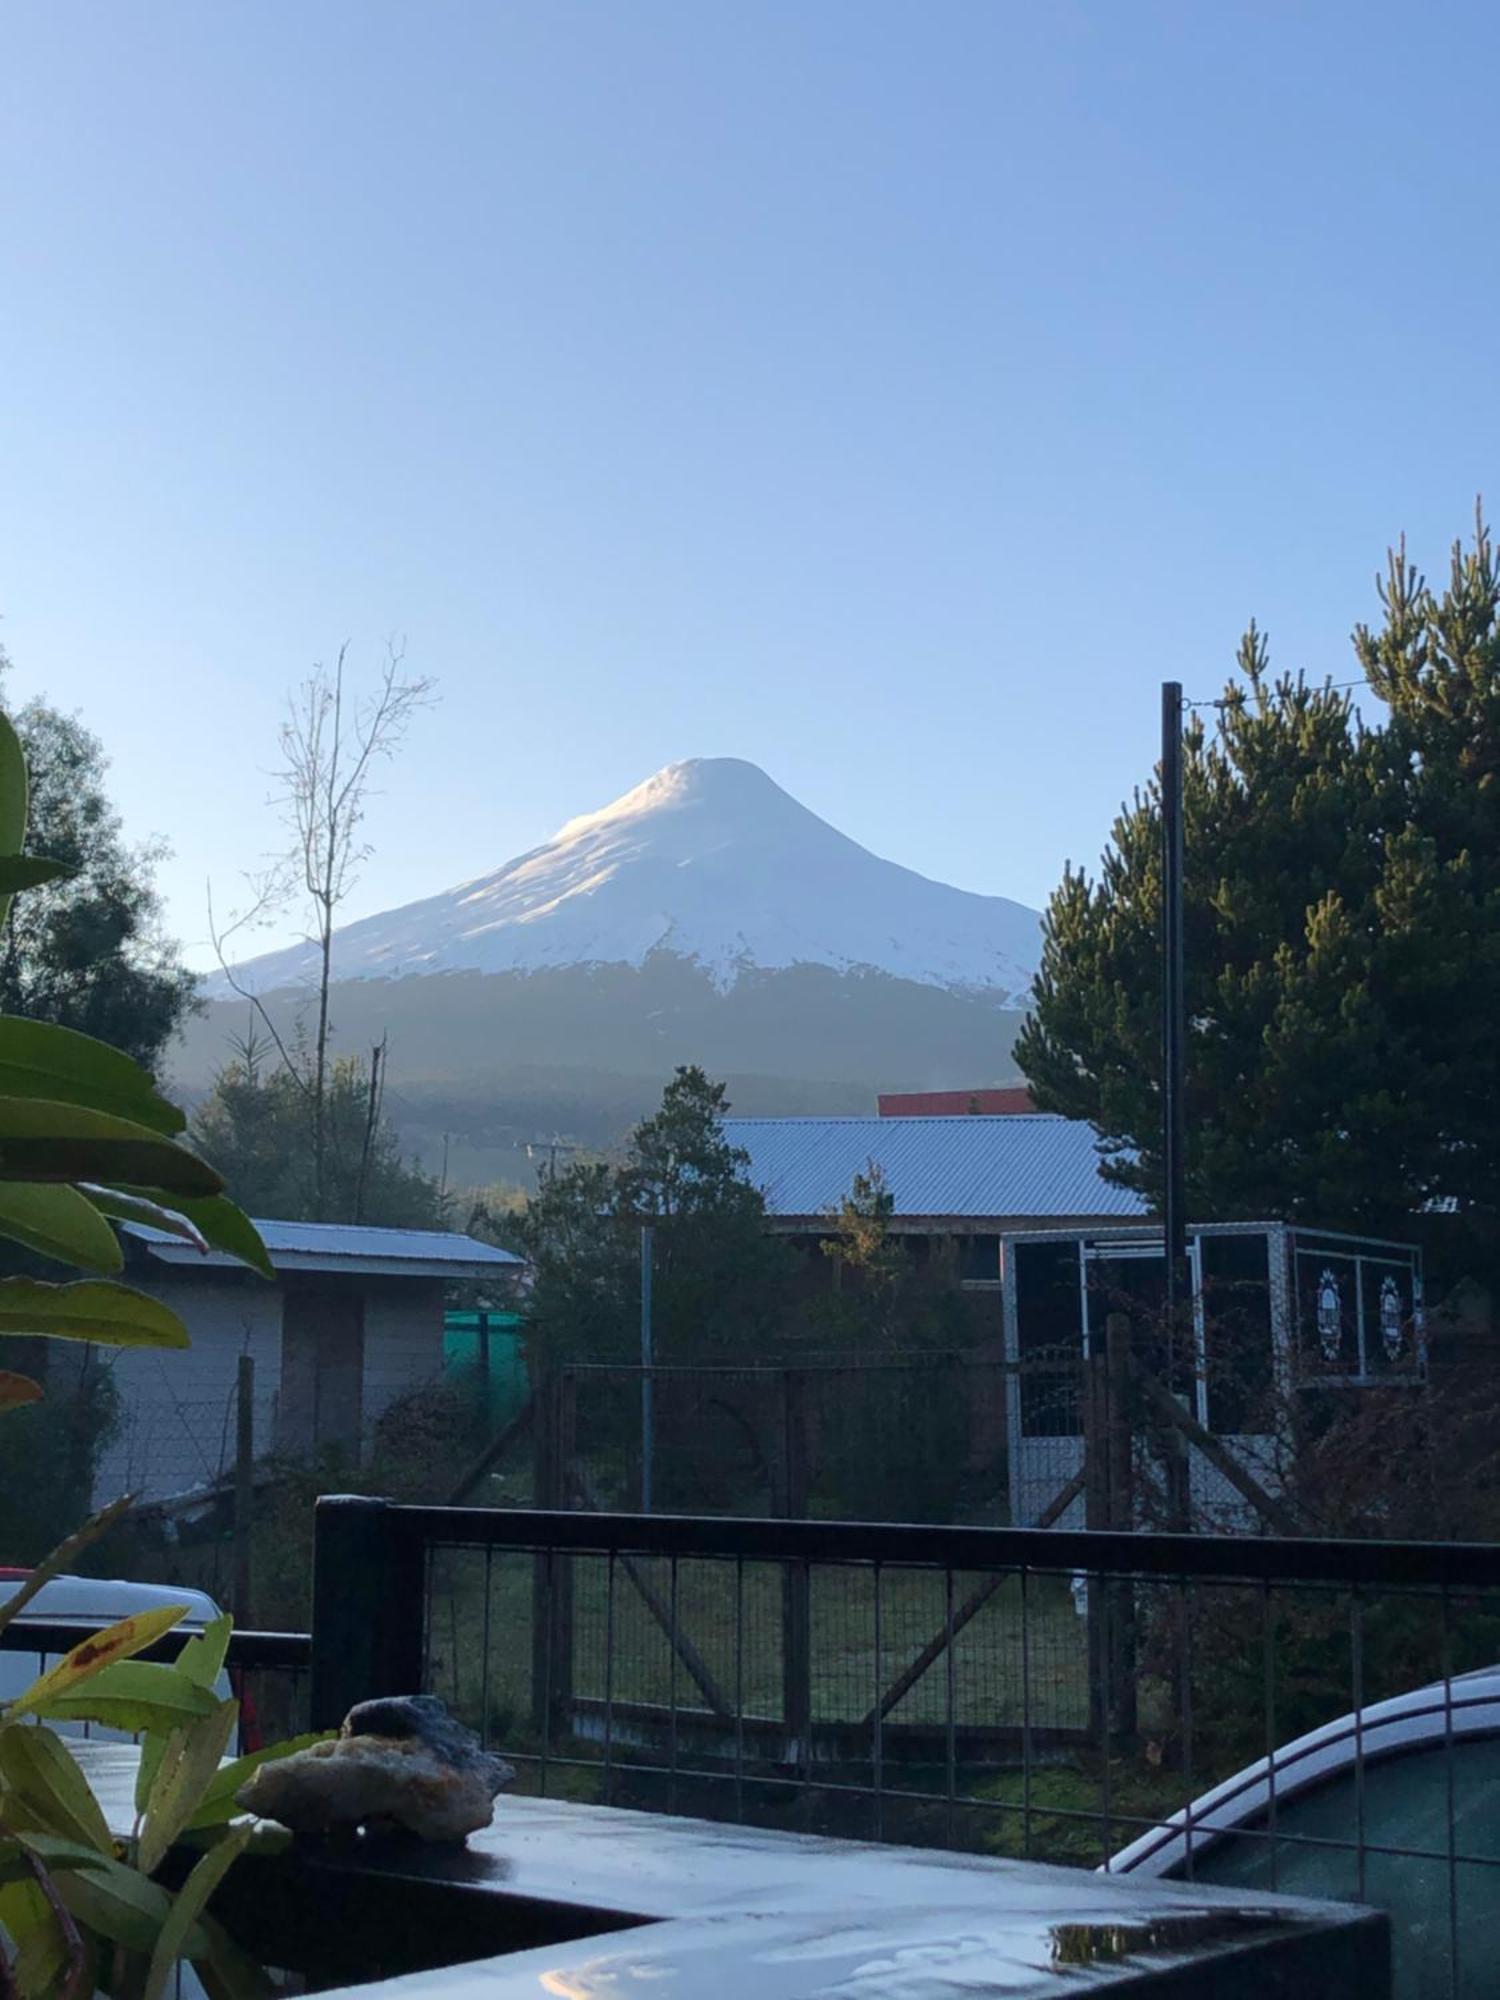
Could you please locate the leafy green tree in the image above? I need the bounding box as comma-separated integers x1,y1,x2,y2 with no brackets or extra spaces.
1017,522,1500,1260
522,1065,791,1366
0,649,196,1073
817,1164,905,1337
812,1162,974,1353
807,1165,976,1520
191,1039,448,1227
0,699,278,1995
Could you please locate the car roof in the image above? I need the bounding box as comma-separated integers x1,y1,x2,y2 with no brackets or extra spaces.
0,1575,225,1626
1108,1663,1500,1878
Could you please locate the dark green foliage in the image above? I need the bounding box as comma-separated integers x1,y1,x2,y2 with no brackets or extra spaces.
522,1065,793,1366
191,1047,448,1227
0,655,195,1075
1354,521,1500,1252
808,1360,972,1524
246,1368,492,1629
804,1165,979,1521
0,1357,120,1562
809,1164,976,1353
1018,516,1500,1263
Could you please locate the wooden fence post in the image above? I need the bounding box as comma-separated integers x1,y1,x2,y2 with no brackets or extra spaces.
233,1353,254,1629
310,1495,426,1728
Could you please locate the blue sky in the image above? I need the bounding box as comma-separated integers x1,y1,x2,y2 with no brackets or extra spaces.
2,1,1497,968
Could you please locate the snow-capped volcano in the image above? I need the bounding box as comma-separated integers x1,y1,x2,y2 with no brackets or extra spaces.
215,758,1040,1004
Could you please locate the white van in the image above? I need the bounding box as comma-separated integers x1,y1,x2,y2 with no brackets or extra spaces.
0,1571,236,1742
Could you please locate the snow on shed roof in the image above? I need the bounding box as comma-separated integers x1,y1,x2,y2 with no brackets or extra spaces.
125,1217,523,1278
722,1115,1146,1224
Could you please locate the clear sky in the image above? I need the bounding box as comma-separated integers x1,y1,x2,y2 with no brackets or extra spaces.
3,1,1497,969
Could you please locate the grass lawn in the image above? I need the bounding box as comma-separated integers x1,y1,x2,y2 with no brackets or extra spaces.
424,1549,1094,1740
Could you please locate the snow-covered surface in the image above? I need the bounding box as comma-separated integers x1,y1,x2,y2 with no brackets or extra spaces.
212,758,1041,1003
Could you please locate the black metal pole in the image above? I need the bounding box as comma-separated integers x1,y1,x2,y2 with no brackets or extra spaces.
1160,685,1190,1537
1161,682,1187,1292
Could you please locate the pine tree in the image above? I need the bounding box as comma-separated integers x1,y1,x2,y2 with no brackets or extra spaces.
1018,517,1500,1261
191,1041,448,1227
522,1066,791,1365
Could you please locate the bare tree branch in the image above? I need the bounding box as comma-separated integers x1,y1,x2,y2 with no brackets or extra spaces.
206,640,434,1218
272,640,435,1216
205,875,313,1099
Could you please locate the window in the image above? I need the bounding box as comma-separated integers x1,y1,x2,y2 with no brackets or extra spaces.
1184,1734,1500,1998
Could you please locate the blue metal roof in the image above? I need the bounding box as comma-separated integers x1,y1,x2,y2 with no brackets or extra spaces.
125,1217,523,1276
722,1116,1145,1223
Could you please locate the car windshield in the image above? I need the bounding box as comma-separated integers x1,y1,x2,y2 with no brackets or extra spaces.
1181,1733,1500,1999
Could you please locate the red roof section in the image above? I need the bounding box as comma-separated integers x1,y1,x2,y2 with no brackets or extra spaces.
877,1087,1036,1117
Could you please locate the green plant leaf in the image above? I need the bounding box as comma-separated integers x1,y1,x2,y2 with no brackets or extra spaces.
0,1369,42,1410
173,1612,232,1693
6,1832,113,1873
0,1494,136,1639
0,1183,124,1273
0,1724,112,1851
0,856,70,893
50,1850,209,1959
0,709,29,933
135,1726,168,1820
0,1279,188,1350
0,1846,45,1892
80,1185,209,1254
141,1823,251,2000
139,1698,239,1875
131,1616,233,1816
185,1731,335,1830
33,1660,221,1735
116,1190,274,1281
7,1603,189,1718
0,1875,67,2000
0,1019,186,1136
0,1097,220,1193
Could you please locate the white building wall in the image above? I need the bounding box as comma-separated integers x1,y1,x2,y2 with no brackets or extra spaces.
360,1280,447,1438
91,1278,284,1508
83,1271,449,1503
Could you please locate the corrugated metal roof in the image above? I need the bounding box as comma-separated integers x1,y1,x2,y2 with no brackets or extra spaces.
722,1115,1145,1223
125,1217,522,1275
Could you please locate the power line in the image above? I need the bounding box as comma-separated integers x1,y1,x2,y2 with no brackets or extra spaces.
1183,677,1368,712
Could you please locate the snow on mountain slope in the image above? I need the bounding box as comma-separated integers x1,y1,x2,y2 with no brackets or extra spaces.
215,758,1041,1004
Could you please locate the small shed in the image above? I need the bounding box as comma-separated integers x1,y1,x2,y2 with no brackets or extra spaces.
1003,1221,1425,1528
86,1220,523,1506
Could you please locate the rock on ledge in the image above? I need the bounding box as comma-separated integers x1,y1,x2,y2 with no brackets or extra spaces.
237,1694,516,1843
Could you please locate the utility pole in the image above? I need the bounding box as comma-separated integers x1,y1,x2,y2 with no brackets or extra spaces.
640,1223,655,1512
1160,681,1192,1532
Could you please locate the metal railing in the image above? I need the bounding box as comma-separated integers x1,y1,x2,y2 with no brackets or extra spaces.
0,1619,314,1742
310,1497,1500,1994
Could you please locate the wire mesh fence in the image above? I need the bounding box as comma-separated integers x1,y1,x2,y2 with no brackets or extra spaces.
313,1499,1500,1997
564,1357,1013,1525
